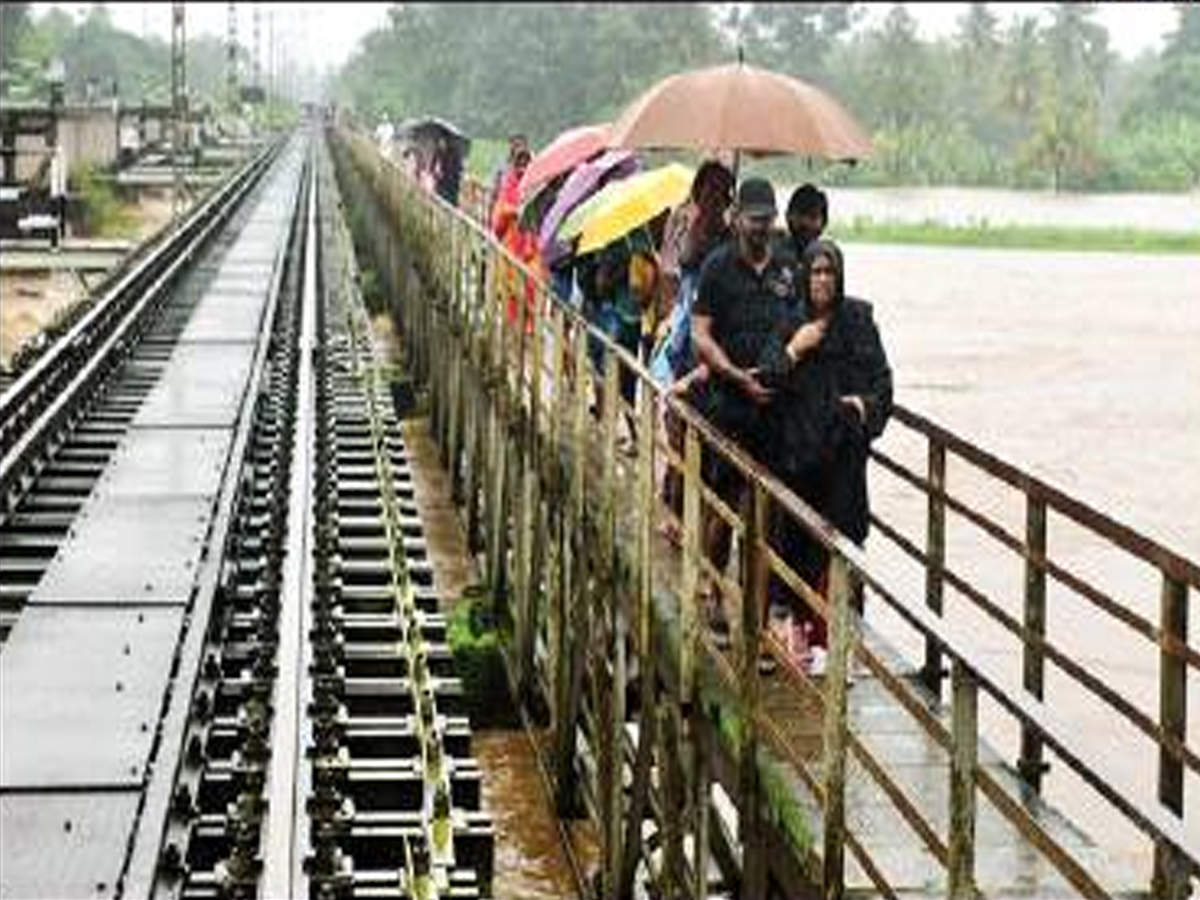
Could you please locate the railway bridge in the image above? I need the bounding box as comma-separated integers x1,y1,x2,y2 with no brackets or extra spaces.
0,124,1196,900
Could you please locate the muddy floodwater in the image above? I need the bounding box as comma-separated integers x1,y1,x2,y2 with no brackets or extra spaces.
849,242,1199,882
474,730,600,899
784,185,1200,232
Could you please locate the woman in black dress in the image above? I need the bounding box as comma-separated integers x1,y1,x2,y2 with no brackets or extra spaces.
757,239,893,670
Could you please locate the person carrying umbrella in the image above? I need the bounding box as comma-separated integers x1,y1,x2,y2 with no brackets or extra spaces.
433,135,464,207
646,161,735,546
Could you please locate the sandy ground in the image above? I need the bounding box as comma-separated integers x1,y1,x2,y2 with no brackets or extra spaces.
129,189,183,243
0,271,87,370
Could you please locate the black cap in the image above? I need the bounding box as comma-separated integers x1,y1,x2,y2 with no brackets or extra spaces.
737,177,777,218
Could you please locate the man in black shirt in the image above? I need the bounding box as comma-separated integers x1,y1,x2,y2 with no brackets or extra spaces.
693,176,797,459
691,177,797,656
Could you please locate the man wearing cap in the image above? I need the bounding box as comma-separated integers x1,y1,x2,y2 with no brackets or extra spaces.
692,177,794,448
690,177,797,653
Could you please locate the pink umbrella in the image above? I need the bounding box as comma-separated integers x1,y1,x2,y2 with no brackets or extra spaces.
518,122,610,202
538,149,639,266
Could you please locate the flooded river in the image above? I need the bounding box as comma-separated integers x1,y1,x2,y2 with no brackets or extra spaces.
850,242,1200,882
786,185,1200,232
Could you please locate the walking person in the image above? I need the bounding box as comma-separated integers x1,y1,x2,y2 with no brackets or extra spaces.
774,182,829,271
490,143,538,329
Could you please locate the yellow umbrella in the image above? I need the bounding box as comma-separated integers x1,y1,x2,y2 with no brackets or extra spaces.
560,162,694,255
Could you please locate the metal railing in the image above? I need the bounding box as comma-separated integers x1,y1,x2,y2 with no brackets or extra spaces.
333,127,1198,900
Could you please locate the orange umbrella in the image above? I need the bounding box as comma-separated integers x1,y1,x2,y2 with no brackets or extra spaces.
518,122,610,202
607,62,871,162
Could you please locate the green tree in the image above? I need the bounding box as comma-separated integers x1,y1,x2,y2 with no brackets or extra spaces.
1137,3,1200,121
1029,2,1111,189
950,2,1005,168
957,2,1000,75
337,3,727,145
999,14,1043,134
733,3,859,85
1,3,31,63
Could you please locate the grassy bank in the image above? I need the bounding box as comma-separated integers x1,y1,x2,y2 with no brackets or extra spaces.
827,216,1200,254
75,164,138,239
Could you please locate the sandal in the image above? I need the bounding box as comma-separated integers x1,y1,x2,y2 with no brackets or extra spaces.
758,650,778,676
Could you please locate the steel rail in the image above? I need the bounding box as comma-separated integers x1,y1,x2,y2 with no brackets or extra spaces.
122,135,309,899
0,142,274,438
0,141,282,513
260,135,317,900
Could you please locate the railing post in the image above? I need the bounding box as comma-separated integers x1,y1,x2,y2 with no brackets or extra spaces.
680,421,702,702
948,659,978,899
553,329,591,817
597,343,625,896
739,484,769,900
547,311,567,726
821,555,856,900
691,714,711,900
1152,574,1189,900
446,227,463,499
520,284,545,704
485,253,509,603
1018,493,1049,791
923,437,946,696
619,374,657,899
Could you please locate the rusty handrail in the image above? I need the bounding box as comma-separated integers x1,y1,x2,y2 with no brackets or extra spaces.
886,404,1200,591
332,127,1199,899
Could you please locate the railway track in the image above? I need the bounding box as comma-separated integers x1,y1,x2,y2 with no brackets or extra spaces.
0,128,495,900
0,140,283,640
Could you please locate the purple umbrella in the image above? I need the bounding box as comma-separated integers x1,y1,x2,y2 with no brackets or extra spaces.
539,149,640,266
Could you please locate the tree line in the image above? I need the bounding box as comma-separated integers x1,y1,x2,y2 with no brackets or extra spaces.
334,2,1200,192
0,4,288,117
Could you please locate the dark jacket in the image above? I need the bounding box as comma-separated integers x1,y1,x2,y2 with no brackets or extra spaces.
756,241,892,544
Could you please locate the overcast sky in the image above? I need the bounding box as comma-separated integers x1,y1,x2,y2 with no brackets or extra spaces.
29,2,1181,72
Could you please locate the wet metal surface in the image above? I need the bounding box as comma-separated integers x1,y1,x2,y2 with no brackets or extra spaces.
132,342,255,427
91,428,231,498
177,287,270,343
0,792,138,898
28,495,211,604
0,606,183,787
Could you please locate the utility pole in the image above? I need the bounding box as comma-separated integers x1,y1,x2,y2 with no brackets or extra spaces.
253,5,261,93
226,2,238,115
171,1,187,221
268,8,275,107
